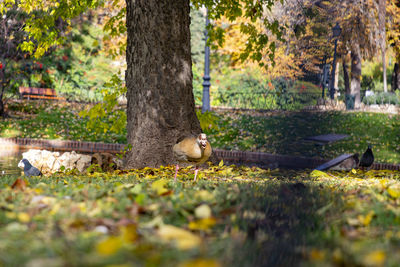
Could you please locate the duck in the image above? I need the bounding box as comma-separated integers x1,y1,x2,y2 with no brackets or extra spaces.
173,133,212,181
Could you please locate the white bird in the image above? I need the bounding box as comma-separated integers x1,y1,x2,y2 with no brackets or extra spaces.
173,133,212,182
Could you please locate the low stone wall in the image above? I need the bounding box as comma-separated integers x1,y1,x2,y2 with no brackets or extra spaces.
0,137,124,154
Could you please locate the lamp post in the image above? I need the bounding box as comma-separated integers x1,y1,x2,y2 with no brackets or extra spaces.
201,8,211,113
329,22,341,100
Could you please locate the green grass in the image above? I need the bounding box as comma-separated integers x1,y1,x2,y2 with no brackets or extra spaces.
202,110,400,164
0,101,126,143
0,167,400,266
2,101,400,163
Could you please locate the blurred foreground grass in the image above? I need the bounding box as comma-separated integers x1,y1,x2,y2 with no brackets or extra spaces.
0,165,400,266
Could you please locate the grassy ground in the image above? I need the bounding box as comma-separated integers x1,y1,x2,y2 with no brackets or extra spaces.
2,101,400,164
0,166,400,266
1,101,126,144
1,101,400,265
1,101,399,164
201,110,400,164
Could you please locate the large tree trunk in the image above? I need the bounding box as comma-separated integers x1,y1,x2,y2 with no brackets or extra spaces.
342,57,350,95
124,0,202,169
351,43,362,108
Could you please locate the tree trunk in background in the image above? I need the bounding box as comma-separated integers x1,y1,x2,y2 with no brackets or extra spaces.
0,68,5,117
393,62,399,91
0,97,4,118
334,62,340,91
351,43,362,108
343,58,350,95
379,0,387,92
124,0,202,169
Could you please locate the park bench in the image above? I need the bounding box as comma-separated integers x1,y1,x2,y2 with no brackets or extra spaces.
19,87,65,101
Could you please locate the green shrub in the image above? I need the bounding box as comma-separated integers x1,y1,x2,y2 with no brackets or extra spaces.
363,92,400,105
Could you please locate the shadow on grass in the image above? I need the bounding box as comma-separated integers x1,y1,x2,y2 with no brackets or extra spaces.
210,111,400,162
225,180,339,266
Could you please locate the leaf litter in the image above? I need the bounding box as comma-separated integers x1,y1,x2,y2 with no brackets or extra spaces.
0,164,399,266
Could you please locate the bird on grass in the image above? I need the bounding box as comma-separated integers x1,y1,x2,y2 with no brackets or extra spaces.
173,133,212,182
359,145,374,170
18,158,42,177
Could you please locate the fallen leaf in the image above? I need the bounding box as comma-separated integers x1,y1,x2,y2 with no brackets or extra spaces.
310,170,329,179
387,185,400,199
195,204,212,219
120,224,137,243
18,212,30,223
158,224,201,250
151,179,168,195
194,190,214,202
357,210,375,226
309,248,326,261
179,258,221,267
364,250,386,266
11,178,26,190
96,236,123,256
188,218,217,231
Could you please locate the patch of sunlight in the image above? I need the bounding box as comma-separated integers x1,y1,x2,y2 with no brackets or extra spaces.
0,139,20,157
376,149,400,164
1,128,21,138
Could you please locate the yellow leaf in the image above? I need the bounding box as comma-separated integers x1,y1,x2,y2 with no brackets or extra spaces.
18,212,30,223
179,258,221,267
218,160,224,167
309,248,326,261
5,212,17,219
50,203,61,215
188,218,217,231
310,170,329,179
351,169,357,174
120,224,137,243
347,217,360,226
151,179,168,195
195,204,212,219
194,190,214,202
364,250,386,266
34,188,43,194
96,236,122,256
358,210,375,226
387,185,400,199
158,225,201,250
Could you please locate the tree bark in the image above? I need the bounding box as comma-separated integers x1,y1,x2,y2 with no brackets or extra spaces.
0,96,4,118
124,0,202,169
0,68,4,118
351,43,362,108
334,61,340,91
342,57,350,95
393,62,399,91
379,0,387,92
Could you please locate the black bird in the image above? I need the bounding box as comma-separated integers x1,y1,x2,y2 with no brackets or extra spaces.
359,145,374,169
18,159,42,177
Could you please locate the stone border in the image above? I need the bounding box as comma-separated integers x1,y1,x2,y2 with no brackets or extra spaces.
1,137,399,171
0,137,124,154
